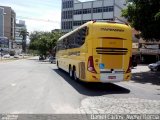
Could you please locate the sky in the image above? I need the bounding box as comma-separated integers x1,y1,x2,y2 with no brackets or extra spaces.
0,0,91,33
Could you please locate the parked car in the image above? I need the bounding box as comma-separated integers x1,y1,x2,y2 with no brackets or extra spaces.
49,56,55,63
19,54,23,56
3,54,10,58
14,55,19,58
148,61,160,71
39,55,45,60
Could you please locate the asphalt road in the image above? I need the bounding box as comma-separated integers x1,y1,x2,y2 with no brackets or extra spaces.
0,57,160,114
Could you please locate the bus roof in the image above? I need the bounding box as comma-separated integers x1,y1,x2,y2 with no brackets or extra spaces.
58,20,130,42
58,21,91,41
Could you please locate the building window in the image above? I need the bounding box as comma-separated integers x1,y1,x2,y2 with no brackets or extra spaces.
74,10,82,15
73,21,82,26
62,0,73,9
73,20,90,26
62,21,73,30
62,10,73,19
103,7,108,12
73,6,114,15
83,8,92,14
108,6,114,12
103,6,114,12
93,7,102,13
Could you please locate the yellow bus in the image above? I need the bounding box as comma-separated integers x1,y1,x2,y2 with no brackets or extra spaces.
56,21,132,83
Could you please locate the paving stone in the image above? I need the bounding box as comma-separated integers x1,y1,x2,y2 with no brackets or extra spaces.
80,97,160,114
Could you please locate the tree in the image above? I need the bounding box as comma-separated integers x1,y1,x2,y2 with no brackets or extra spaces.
19,28,29,53
29,31,62,57
122,0,160,41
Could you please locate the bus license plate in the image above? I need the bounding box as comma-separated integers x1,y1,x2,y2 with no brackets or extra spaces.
108,76,116,79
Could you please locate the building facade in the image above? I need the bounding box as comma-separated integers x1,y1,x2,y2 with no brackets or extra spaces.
15,20,26,45
0,7,14,52
14,20,27,54
138,39,160,64
0,7,4,37
61,0,126,33
0,6,16,41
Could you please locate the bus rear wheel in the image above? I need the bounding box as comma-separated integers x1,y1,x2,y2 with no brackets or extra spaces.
69,67,72,78
57,61,59,69
72,67,78,81
73,70,77,81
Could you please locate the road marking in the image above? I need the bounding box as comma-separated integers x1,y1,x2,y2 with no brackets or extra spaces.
11,83,16,87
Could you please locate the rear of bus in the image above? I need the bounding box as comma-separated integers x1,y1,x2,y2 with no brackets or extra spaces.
86,21,132,83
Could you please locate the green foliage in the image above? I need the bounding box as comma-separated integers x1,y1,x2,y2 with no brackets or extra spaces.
122,0,160,41
19,28,29,40
155,11,160,20
29,31,62,56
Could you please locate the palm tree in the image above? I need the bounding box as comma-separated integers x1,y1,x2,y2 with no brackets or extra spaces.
19,29,29,53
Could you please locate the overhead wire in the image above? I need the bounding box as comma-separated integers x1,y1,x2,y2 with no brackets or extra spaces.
0,0,61,32
1,0,61,23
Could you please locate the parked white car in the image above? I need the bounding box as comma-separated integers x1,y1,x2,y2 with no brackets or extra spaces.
148,61,160,71
3,54,10,58
49,56,55,63
14,55,19,58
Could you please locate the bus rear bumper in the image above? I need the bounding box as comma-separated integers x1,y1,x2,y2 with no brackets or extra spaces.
100,73,124,83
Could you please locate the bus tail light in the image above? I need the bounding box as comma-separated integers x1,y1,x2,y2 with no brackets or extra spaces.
126,57,132,73
87,56,97,73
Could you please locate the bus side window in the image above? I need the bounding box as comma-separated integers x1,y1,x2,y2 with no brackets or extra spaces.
56,42,59,51
75,27,86,47
63,38,68,49
65,38,69,49
81,27,86,41
71,33,76,48
74,30,80,48
59,41,63,50
68,33,75,49
58,42,60,51
57,42,61,51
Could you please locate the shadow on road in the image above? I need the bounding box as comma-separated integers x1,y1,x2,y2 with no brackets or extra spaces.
53,69,130,96
132,71,160,85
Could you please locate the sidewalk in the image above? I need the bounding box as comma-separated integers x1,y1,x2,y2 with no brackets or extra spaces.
0,56,33,63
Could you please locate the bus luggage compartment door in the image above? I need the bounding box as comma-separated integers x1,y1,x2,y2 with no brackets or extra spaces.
93,38,126,82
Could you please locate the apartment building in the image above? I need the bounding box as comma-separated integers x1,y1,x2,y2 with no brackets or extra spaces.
15,20,26,45
61,0,126,33
13,20,26,53
0,6,16,41
0,7,4,37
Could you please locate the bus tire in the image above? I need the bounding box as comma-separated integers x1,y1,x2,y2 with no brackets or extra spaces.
72,67,78,81
57,61,59,69
69,66,72,78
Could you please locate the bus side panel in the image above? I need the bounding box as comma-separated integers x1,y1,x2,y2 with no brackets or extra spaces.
84,25,101,82
79,62,86,80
